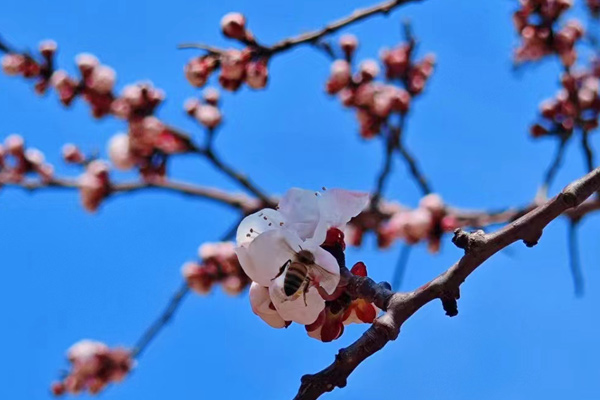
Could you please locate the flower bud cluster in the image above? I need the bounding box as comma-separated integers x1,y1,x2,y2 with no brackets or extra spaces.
347,194,458,252
79,160,111,212
305,261,379,342
184,13,269,91
1,39,56,94
325,34,435,138
51,340,133,396
513,0,583,66
184,88,223,129
182,241,251,296
0,134,54,184
530,68,600,137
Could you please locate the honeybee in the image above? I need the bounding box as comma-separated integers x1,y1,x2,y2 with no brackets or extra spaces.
271,249,338,306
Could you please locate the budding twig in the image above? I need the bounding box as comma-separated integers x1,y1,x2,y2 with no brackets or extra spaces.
567,220,585,296
295,166,600,400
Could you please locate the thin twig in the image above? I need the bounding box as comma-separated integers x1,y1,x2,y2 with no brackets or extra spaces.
130,281,190,359
581,130,595,173
295,166,600,400
567,220,584,297
178,0,423,56
371,126,397,207
391,244,412,290
542,137,569,194
1,177,259,211
396,140,432,195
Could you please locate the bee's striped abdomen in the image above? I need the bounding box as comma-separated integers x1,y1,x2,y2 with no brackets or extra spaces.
283,262,308,297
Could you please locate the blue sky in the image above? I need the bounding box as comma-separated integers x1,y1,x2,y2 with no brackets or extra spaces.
1,0,600,399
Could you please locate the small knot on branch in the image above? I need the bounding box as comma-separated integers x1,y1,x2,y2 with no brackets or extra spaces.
440,287,460,317
452,229,486,255
560,190,579,208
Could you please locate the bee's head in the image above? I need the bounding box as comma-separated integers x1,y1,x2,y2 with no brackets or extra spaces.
296,249,315,264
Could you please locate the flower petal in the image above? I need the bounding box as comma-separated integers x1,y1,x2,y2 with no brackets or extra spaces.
239,229,296,286
319,189,370,228
277,188,321,239
269,274,325,325
236,208,284,247
310,247,340,294
249,282,287,328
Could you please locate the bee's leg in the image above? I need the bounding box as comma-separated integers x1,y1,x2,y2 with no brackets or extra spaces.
271,259,291,281
302,277,312,307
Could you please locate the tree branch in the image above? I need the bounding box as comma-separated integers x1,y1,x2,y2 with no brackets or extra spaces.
295,166,600,400
1,176,260,211
179,0,423,56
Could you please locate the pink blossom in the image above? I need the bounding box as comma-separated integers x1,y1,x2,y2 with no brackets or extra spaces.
79,160,110,212
1,54,25,76
75,53,99,75
203,87,220,105
327,60,351,94
88,65,116,94
339,34,358,56
62,143,84,164
221,12,247,40
38,39,57,57
108,133,135,170
245,59,269,89
359,59,380,80
195,104,222,128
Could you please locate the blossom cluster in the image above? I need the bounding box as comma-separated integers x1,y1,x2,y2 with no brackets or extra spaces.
1,42,195,184
347,194,458,252
530,67,600,138
513,0,583,66
184,13,269,91
51,340,133,396
236,187,379,341
182,241,251,296
325,34,435,138
0,134,54,184
1,40,55,94
184,88,223,129
588,0,600,16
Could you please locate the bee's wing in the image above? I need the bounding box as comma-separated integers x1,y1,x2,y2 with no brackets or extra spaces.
308,263,340,295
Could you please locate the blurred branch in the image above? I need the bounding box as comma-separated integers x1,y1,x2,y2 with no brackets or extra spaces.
540,137,569,197
567,220,584,297
130,281,190,359
179,0,423,56
396,139,432,195
295,166,600,400
581,130,595,173
391,244,412,290
1,176,261,211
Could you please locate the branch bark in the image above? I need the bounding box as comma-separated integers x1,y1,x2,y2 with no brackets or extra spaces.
295,166,600,400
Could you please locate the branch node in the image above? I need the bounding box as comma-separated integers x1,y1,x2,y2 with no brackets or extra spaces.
560,189,579,209
440,287,460,317
452,229,486,254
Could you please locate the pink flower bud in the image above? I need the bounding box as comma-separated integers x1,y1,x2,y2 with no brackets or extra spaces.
339,34,358,56
75,53,100,75
220,12,247,40
121,84,144,107
1,54,25,76
88,65,116,94
195,104,222,128
220,50,247,82
62,143,85,164
419,193,444,215
5,134,24,155
184,98,200,115
25,148,44,165
203,87,220,105
359,59,380,80
51,70,79,105
184,56,216,88
79,161,110,212
108,133,135,170
327,60,351,94
245,59,268,89
39,39,57,58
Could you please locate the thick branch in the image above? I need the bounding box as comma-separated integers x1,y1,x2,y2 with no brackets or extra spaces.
295,166,600,400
